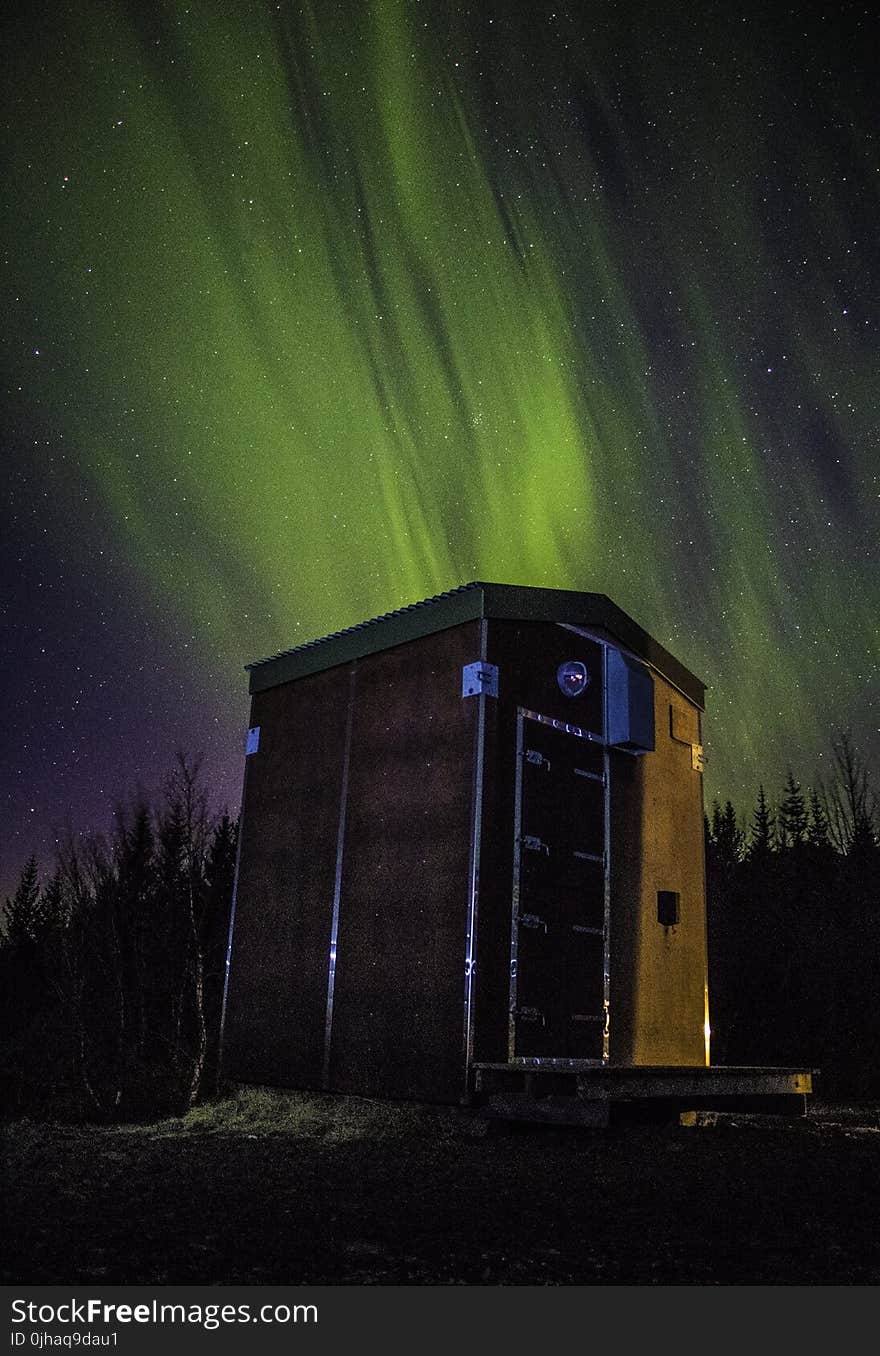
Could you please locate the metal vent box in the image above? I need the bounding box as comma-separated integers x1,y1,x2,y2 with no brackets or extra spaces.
607,648,656,752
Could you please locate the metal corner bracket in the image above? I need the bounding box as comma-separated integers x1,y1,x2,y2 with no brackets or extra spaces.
462,661,499,698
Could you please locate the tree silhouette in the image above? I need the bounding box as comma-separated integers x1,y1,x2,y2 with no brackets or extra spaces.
807,789,830,850
825,732,877,857
779,771,808,847
4,856,42,945
1,759,238,1121
747,784,776,859
711,799,744,866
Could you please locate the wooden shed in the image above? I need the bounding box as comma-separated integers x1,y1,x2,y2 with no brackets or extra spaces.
220,582,811,1119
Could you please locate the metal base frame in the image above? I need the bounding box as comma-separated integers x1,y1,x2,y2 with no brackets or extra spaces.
472,1061,814,1125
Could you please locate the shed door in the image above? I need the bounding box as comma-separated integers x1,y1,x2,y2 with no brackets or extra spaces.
509,710,609,1061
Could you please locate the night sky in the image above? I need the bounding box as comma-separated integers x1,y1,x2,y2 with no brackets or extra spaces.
2,0,877,899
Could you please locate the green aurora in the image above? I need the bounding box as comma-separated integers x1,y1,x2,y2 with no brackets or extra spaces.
3,0,878,813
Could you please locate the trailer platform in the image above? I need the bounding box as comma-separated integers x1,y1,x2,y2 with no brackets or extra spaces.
471,1063,814,1126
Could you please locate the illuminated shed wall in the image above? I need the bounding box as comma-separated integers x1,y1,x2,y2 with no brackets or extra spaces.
608,671,709,1067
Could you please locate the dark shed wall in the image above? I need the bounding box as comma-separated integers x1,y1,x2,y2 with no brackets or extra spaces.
472,620,607,1064
222,668,350,1086
327,622,480,1103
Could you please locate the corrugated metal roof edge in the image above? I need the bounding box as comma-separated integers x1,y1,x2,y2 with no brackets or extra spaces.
246,583,487,694
246,581,706,708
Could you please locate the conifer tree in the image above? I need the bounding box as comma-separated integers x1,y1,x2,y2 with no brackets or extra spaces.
3,857,42,945
779,771,808,847
747,785,776,859
807,788,831,851
714,800,744,865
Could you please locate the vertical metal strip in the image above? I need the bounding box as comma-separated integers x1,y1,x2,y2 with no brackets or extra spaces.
321,663,357,1089
217,743,252,1082
602,645,612,1061
697,707,711,1066
463,618,489,1081
508,709,525,1061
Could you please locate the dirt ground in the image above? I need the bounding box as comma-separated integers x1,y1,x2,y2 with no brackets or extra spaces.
3,1089,880,1285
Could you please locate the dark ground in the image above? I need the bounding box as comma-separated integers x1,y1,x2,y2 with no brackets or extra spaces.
3,1089,880,1285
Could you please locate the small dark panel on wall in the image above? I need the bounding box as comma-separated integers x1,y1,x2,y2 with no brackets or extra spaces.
657,890,680,927
607,648,655,752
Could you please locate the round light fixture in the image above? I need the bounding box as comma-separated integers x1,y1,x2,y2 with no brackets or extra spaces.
557,660,590,697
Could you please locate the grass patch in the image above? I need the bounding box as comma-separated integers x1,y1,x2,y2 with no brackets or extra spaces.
16,1083,479,1144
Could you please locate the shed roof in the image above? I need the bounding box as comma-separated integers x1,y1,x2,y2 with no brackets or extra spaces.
246,581,705,707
